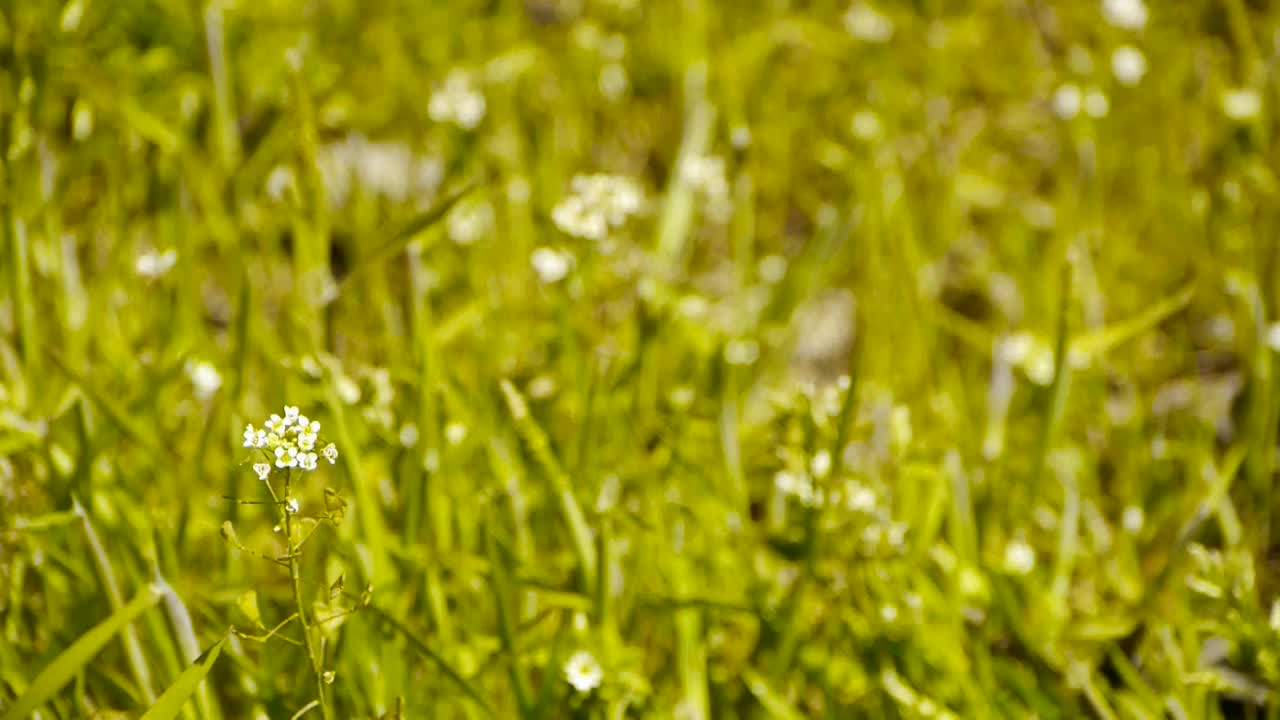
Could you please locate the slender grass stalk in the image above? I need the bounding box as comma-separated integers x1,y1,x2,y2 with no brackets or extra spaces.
74,497,156,704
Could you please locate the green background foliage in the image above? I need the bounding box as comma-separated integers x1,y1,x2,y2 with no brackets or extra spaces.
3,0,1280,717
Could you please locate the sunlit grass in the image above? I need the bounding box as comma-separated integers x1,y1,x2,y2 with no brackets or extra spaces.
3,0,1280,717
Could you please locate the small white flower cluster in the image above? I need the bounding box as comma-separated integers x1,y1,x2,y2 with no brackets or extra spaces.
1110,45,1147,87
318,134,442,208
243,406,338,475
563,650,603,693
446,198,495,246
1222,88,1261,121
1052,84,1110,119
185,360,223,400
136,249,177,279
428,70,486,130
844,3,894,43
530,246,574,284
1002,538,1036,575
1102,0,1147,30
679,155,732,224
551,174,644,241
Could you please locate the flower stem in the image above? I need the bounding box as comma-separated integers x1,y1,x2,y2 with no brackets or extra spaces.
284,473,331,720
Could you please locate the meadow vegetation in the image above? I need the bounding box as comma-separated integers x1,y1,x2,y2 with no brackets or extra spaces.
4,0,1280,717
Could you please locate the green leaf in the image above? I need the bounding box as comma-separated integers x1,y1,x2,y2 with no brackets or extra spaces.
1,585,164,720
139,637,226,720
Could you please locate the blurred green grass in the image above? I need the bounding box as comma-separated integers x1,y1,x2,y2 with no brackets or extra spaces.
3,0,1280,717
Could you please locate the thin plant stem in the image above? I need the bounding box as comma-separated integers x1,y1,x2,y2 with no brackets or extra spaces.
283,470,331,720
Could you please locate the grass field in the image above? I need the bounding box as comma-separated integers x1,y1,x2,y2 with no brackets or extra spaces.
3,0,1280,717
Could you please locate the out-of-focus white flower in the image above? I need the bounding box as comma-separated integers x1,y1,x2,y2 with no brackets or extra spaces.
318,134,439,207
844,4,894,42
71,101,94,141
186,360,222,400
724,338,760,366
850,110,883,140
845,481,877,512
564,650,603,693
530,247,574,284
446,199,494,246
1053,84,1081,119
1083,87,1110,118
428,70,486,130
1111,46,1147,86
266,165,296,201
445,421,468,446
1103,0,1147,30
136,249,177,279
1265,322,1280,352
811,450,832,479
336,375,361,405
680,155,732,223
1003,538,1036,575
1122,505,1144,533
399,423,420,448
758,254,788,284
552,174,644,241
599,63,629,101
1222,88,1261,121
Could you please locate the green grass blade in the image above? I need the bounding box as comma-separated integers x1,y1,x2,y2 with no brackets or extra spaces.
139,636,226,720
1,584,164,720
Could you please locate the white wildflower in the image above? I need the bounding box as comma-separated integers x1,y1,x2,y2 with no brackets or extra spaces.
1265,322,1280,352
1122,505,1144,533
275,445,299,469
844,4,894,42
136,249,177,279
724,338,760,366
445,421,468,446
564,650,603,693
244,406,332,473
1222,88,1261,121
1084,87,1110,118
266,165,296,201
552,174,644,241
680,155,732,223
758,254,788,284
336,375,361,404
1102,0,1148,30
599,63,629,101
446,199,494,246
1111,46,1147,87
322,443,339,464
428,70,486,130
285,497,300,515
1052,84,1081,119
399,423,420,448
811,450,833,479
530,247,573,284
845,482,877,512
1003,538,1036,575
850,110,883,140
